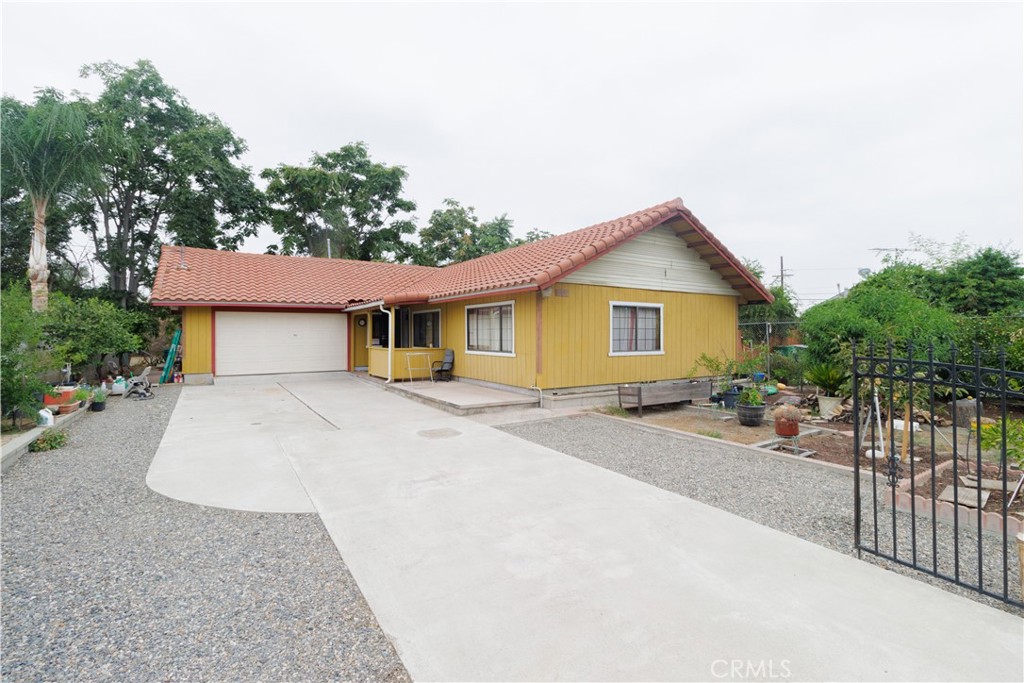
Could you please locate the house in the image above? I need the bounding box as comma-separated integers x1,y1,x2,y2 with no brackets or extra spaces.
151,198,772,395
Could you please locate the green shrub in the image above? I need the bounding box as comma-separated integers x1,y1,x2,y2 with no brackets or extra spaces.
800,288,958,365
72,387,90,403
769,352,807,386
42,293,143,372
980,420,1024,468
30,429,67,452
92,387,108,402
1,285,57,419
805,362,850,397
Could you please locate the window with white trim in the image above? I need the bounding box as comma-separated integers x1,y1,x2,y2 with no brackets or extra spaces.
466,302,514,354
610,302,663,354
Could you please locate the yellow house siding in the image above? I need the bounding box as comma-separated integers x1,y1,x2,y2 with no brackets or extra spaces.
181,307,212,374
538,283,737,389
438,292,537,389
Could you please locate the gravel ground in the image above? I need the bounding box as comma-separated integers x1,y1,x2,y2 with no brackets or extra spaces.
501,413,1024,616
1,386,409,682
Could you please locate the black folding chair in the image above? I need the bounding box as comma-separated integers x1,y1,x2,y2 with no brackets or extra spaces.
431,349,455,382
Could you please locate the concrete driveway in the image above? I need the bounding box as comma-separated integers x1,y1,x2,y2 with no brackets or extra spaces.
148,374,1023,681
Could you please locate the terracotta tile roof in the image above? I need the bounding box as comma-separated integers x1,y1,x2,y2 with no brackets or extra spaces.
150,246,436,307
151,198,771,309
383,198,772,305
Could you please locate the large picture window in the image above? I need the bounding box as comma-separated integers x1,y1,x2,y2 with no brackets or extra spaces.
610,302,663,355
412,310,441,348
466,302,514,355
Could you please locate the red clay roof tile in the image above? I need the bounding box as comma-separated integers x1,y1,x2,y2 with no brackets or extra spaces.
151,198,772,308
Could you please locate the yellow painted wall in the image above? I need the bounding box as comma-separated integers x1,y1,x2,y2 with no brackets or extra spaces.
428,294,538,389
538,283,737,389
181,307,212,374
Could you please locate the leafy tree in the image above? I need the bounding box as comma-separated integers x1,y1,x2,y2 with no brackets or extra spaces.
800,287,958,364
518,228,554,244
1,91,95,311
41,293,142,372
931,248,1024,317
262,143,416,261
0,286,58,421
413,199,518,266
78,60,264,307
739,284,798,345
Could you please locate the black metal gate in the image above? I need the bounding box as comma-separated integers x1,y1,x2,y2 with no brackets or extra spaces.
852,341,1024,608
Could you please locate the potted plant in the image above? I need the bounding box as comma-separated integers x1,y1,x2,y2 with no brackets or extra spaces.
72,387,90,408
90,387,108,412
773,404,802,437
736,386,766,426
805,362,850,418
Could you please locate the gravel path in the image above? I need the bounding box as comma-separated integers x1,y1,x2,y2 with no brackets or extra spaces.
2,386,409,682
501,413,1023,616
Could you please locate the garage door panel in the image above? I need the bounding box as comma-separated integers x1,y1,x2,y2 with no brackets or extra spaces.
215,311,348,376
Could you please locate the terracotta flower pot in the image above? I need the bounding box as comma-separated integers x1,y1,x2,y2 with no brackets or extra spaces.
775,417,800,437
58,402,78,415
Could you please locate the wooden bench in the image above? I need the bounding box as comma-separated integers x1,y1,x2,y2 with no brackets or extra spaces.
617,381,712,417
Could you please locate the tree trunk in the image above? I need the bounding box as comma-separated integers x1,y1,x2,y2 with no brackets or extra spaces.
27,197,49,312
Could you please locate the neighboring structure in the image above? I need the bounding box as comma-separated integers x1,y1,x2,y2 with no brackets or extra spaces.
151,198,772,393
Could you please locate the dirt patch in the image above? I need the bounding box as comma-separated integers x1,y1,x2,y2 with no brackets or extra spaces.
799,432,955,470
617,405,780,444
1,417,37,446
912,462,1024,517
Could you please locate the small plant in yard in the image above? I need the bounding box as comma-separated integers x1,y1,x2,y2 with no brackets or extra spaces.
737,386,764,406
72,387,90,404
697,429,723,439
805,362,850,397
92,387,108,403
30,429,67,452
601,405,630,418
980,419,1024,468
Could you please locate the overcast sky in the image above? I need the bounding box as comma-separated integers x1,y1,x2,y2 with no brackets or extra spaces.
3,1,1022,309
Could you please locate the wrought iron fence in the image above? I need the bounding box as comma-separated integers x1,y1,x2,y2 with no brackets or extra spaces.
852,341,1024,608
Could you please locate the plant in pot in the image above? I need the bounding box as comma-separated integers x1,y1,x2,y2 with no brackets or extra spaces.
692,353,740,407
90,387,108,412
772,404,802,437
72,387,90,408
736,386,766,426
805,362,850,418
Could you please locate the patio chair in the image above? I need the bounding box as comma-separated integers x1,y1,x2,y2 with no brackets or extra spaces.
431,349,455,382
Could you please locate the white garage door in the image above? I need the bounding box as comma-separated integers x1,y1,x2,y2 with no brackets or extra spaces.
215,311,348,376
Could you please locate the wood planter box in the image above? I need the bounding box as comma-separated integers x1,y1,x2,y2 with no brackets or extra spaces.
618,381,712,417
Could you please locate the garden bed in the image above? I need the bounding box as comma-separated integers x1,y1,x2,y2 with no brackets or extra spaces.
912,461,1024,517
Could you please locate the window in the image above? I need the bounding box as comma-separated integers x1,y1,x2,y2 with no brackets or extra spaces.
610,302,663,355
412,310,441,348
466,302,514,355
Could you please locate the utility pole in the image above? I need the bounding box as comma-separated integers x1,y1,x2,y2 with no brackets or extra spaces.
780,256,784,290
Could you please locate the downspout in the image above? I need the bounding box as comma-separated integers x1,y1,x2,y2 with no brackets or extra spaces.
379,303,394,383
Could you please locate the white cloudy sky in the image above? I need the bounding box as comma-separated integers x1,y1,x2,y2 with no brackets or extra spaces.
3,1,1022,308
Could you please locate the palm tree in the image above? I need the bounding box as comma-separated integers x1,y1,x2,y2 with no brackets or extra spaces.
1,90,94,311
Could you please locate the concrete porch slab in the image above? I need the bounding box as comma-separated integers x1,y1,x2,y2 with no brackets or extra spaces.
387,379,538,415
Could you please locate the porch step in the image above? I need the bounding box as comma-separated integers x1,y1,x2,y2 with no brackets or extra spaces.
384,381,539,417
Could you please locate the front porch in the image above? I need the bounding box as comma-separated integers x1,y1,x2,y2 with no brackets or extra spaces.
387,379,539,416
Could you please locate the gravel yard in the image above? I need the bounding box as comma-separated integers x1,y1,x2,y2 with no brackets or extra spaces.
501,413,1023,616
1,386,409,682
